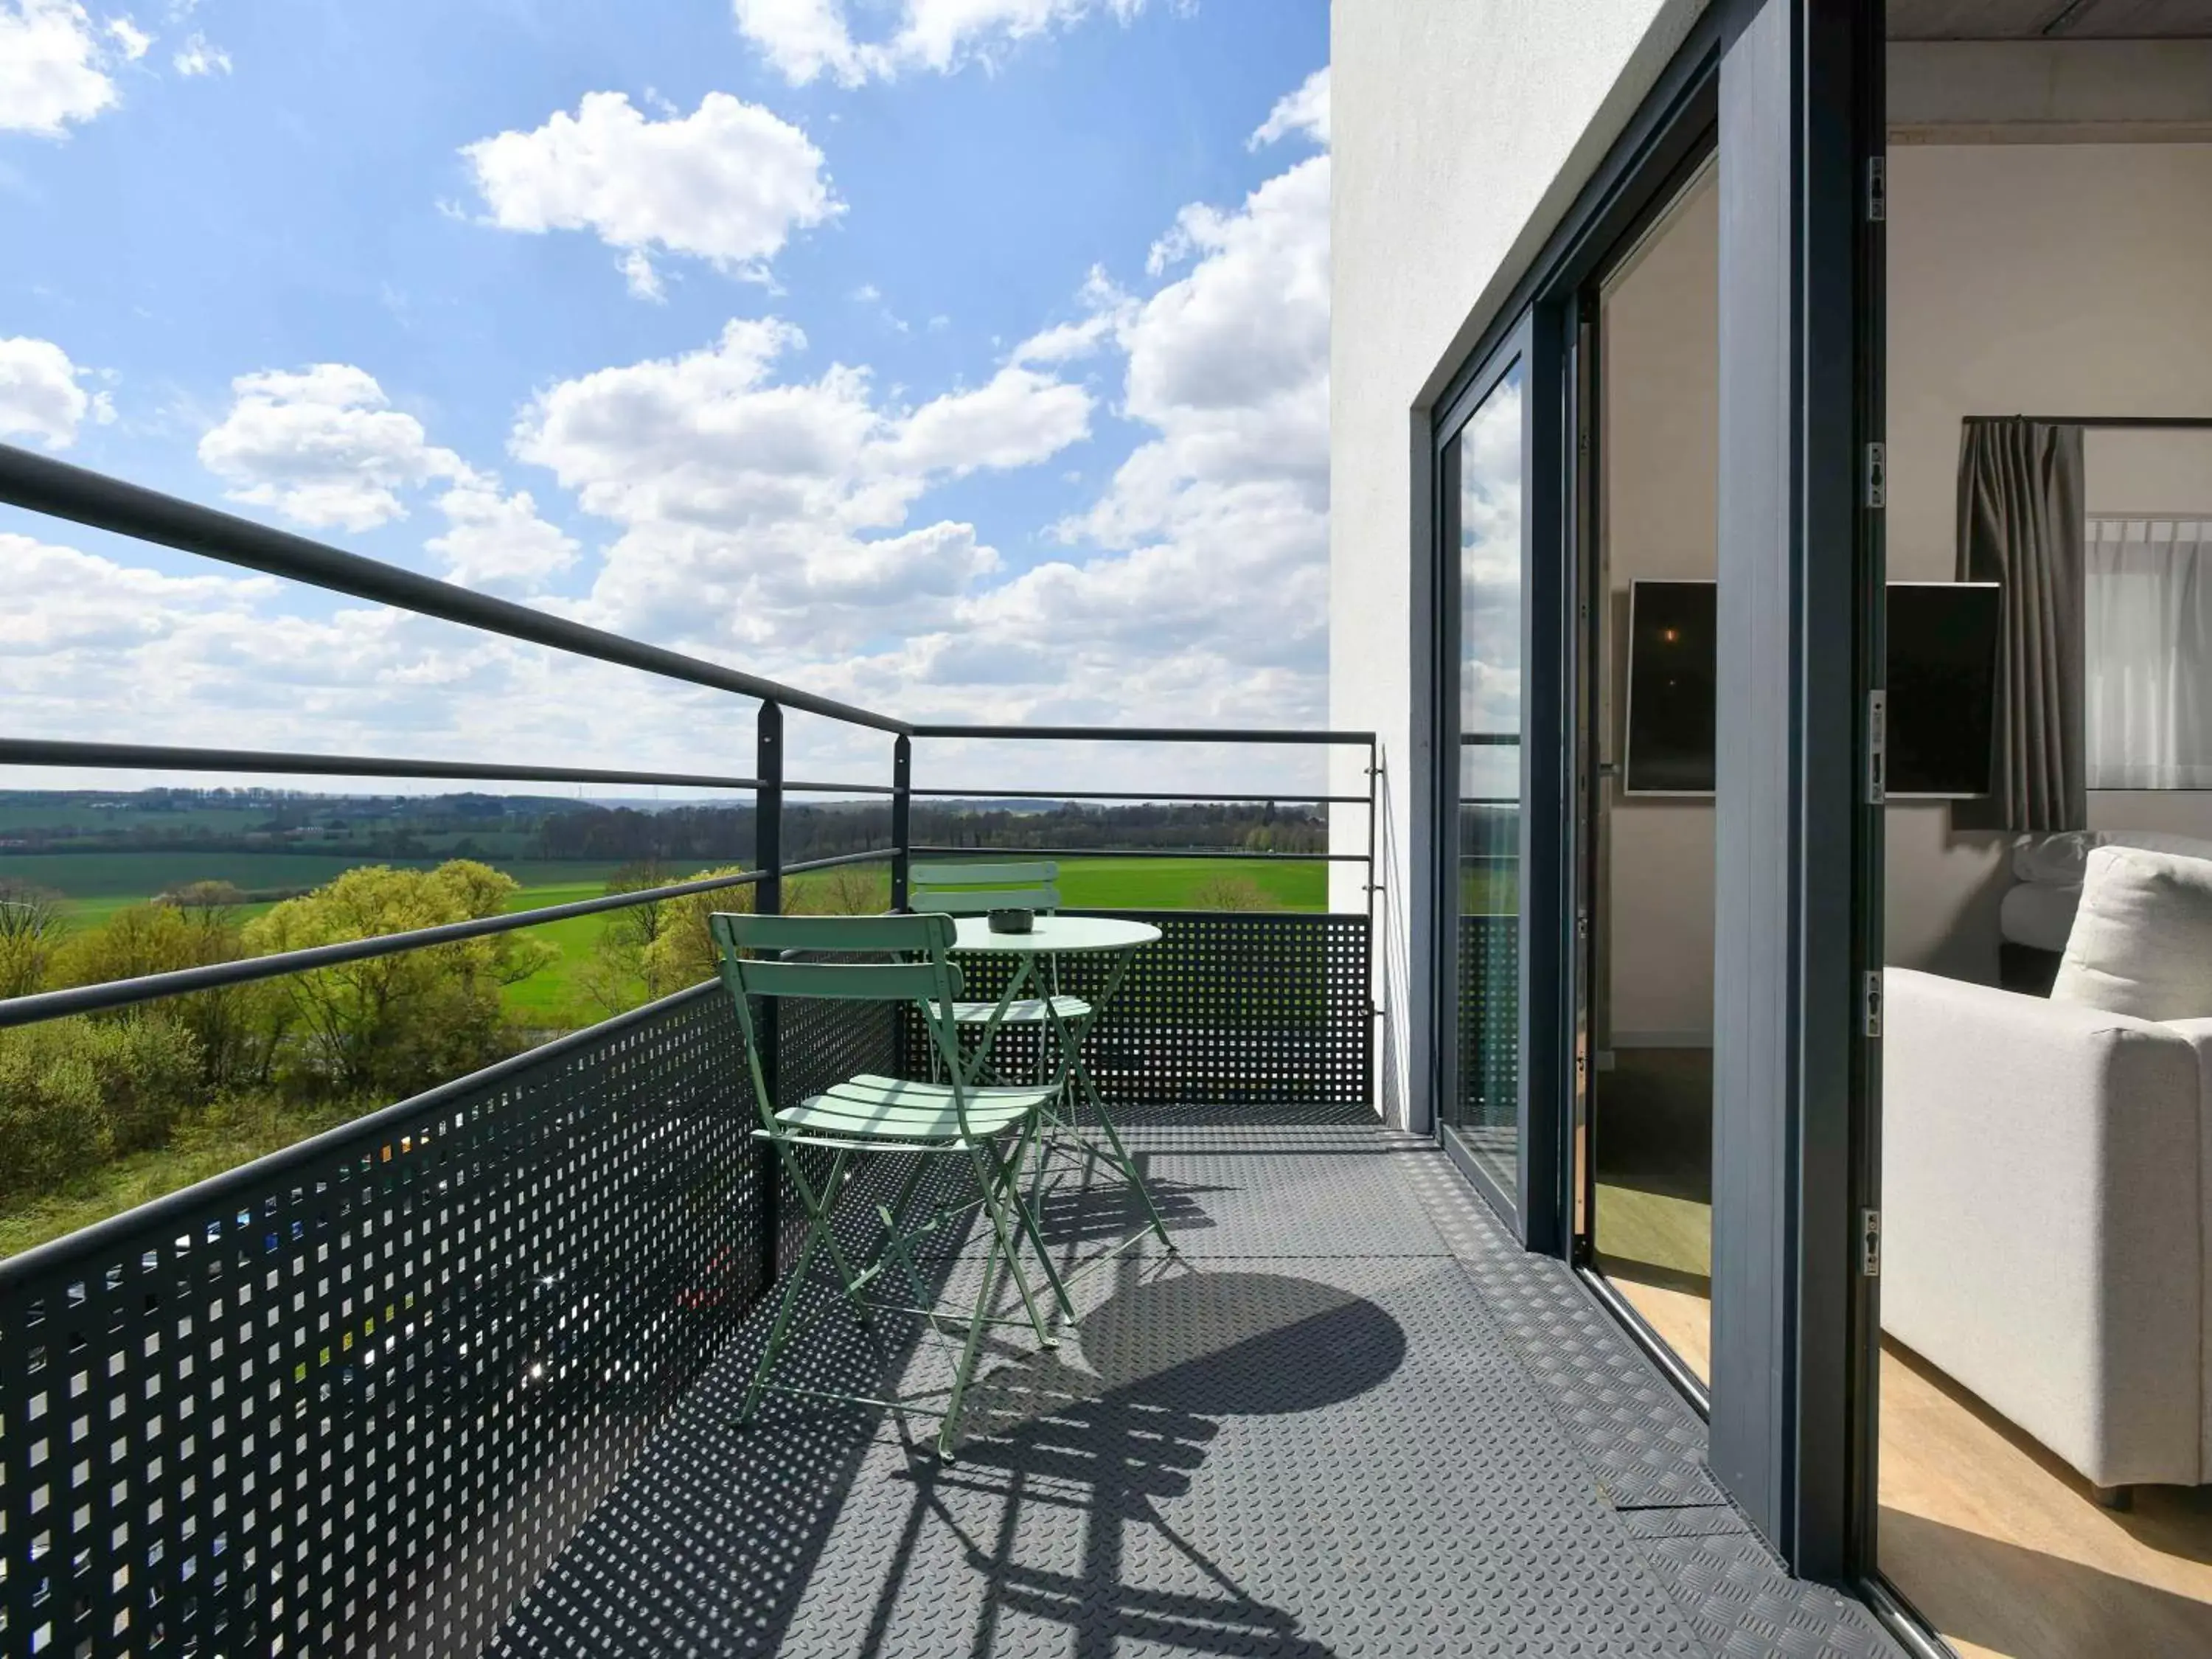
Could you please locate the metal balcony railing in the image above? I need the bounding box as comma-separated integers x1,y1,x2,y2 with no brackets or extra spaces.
0,442,1378,1655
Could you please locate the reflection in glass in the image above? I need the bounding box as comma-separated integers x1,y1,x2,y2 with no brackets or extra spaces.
1449,365,1524,1199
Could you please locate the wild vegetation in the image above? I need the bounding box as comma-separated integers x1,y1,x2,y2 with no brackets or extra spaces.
0,791,1333,1256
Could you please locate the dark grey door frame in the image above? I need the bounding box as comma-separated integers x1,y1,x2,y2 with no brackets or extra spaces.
1708,0,1882,1582
1427,316,1561,1240
1413,0,1883,1585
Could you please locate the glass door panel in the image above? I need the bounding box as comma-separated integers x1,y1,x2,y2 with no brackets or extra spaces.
1444,361,1526,1202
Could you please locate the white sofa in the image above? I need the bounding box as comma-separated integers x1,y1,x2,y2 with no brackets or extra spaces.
1884,967,2212,1497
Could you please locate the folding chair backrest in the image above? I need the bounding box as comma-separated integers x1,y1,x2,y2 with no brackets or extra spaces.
708,911,974,1130
908,860,1060,916
709,911,961,1002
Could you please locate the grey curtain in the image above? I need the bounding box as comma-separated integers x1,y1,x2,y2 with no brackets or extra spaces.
1952,418,2087,832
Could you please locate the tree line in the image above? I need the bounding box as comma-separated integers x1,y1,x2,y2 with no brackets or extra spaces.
534,800,1326,863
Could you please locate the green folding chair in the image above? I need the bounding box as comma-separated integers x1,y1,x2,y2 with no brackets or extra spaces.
909,860,1092,1068
709,911,1073,1460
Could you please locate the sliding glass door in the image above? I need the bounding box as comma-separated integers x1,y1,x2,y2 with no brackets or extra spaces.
1437,344,1529,1213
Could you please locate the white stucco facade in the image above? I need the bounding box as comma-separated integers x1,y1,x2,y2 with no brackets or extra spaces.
1328,0,1708,1127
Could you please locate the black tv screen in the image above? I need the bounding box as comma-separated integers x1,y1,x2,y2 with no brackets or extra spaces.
1621,579,2000,799
1624,580,1717,793
1886,582,2000,798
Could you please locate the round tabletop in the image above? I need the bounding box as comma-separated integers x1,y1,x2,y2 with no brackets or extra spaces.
949,914,1161,955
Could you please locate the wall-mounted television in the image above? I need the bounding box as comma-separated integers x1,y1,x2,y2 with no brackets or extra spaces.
1622,581,1717,794
1621,579,2001,799
1885,581,2000,799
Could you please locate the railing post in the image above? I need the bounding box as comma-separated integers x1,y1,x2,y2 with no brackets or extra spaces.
890,734,912,911
757,700,784,917
755,699,782,1290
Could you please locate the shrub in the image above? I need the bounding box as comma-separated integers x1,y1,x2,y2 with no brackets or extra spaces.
0,1014,202,1198
52,900,279,1088
0,880,66,999
791,864,890,916
1188,874,1282,912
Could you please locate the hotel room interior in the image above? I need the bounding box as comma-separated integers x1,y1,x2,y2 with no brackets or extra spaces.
1573,17,2212,1655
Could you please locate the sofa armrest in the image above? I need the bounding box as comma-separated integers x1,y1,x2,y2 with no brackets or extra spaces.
1882,968,2205,1487
2151,1016,2212,1480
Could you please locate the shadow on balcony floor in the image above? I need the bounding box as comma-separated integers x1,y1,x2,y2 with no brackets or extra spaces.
488,1107,1895,1659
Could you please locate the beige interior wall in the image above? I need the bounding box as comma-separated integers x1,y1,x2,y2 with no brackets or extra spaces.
1600,170,1717,1046
1885,142,2212,981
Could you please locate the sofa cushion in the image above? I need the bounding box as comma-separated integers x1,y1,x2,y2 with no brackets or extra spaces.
2052,845,2212,1021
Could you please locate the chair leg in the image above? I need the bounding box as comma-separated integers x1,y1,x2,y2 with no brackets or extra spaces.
740,1197,833,1425
1049,1002,1175,1252
969,1141,1057,1349
939,1200,1007,1461
873,1155,953,1339
994,1117,1077,1320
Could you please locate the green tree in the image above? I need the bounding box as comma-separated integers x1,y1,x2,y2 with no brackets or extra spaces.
243,860,554,1097
53,900,280,1088
577,860,676,1017
790,863,890,917
639,869,754,1000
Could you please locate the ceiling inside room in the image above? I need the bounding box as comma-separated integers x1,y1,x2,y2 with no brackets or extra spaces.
1888,0,2212,36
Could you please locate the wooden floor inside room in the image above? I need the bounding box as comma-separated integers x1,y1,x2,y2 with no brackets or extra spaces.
1877,1338,2212,1659
1594,1169,2212,1659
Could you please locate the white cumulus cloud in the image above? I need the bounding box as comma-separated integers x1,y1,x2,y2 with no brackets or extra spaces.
462,91,839,298
0,0,119,135
512,318,1093,651
104,14,148,58
170,30,228,76
198,364,460,532
734,0,1151,88
1250,64,1326,150
0,530,754,782
197,362,577,590
903,108,1330,733
0,335,114,449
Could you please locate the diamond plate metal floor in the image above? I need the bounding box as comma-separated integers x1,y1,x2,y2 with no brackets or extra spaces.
490,1107,1901,1658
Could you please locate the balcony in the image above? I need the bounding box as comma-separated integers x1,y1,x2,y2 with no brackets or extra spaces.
0,446,1896,1656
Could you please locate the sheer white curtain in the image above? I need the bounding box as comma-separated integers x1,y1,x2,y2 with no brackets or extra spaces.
2085,515,2212,788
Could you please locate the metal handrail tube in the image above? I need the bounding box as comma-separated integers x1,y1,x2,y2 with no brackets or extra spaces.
0,737,762,791
0,849,884,1030
0,736,901,795
908,785,1368,804
910,724,1375,744
0,978,723,1291
905,844,1360,863
0,442,908,735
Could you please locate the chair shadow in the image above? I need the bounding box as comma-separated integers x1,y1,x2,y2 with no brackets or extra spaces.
853,1259,1408,1659
491,1148,1407,1658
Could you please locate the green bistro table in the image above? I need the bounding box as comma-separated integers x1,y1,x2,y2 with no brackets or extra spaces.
947,914,1176,1268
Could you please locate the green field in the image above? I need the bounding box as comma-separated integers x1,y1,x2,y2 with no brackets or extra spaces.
8,850,1331,1032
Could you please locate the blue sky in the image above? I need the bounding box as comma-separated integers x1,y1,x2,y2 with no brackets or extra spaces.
1,0,1329,793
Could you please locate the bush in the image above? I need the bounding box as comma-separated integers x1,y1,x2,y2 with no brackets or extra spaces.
790,864,889,916
0,1015,202,1198
0,880,66,1000
52,901,279,1088
1188,874,1282,911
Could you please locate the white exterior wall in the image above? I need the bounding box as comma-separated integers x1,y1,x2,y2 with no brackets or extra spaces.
1329,0,1708,1127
